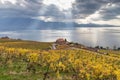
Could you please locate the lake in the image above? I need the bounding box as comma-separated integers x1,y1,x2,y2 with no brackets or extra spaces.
0,27,120,48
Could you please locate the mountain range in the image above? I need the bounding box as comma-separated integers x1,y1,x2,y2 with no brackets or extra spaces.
0,17,117,31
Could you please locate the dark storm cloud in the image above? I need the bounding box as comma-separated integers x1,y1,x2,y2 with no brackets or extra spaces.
0,0,65,19
0,0,42,17
99,3,120,20
72,0,106,18
25,0,43,3
72,0,120,20
43,5,65,19
0,0,120,23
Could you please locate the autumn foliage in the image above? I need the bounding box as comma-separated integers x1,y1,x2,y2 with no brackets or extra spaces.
0,46,120,80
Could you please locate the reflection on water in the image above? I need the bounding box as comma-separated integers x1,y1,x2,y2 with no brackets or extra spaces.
0,27,120,48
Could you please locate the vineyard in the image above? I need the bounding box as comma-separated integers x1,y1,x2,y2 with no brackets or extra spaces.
0,43,120,80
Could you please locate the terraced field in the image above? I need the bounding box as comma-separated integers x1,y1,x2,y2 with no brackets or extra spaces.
0,39,120,80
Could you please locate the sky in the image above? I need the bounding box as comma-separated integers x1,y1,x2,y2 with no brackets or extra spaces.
0,0,120,27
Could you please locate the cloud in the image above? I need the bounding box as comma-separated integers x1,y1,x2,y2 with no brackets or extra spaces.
0,0,38,17
72,0,103,18
0,0,65,20
99,3,120,20
72,0,120,26
0,0,120,26
40,4,65,19
72,0,120,18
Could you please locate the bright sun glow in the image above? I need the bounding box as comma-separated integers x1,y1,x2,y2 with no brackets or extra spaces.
43,0,75,10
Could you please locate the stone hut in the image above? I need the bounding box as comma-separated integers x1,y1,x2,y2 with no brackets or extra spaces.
55,38,67,45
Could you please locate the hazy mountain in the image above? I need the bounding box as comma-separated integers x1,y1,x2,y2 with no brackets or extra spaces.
0,17,117,31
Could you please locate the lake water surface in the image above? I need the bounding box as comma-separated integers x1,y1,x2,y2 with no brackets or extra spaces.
0,27,120,48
